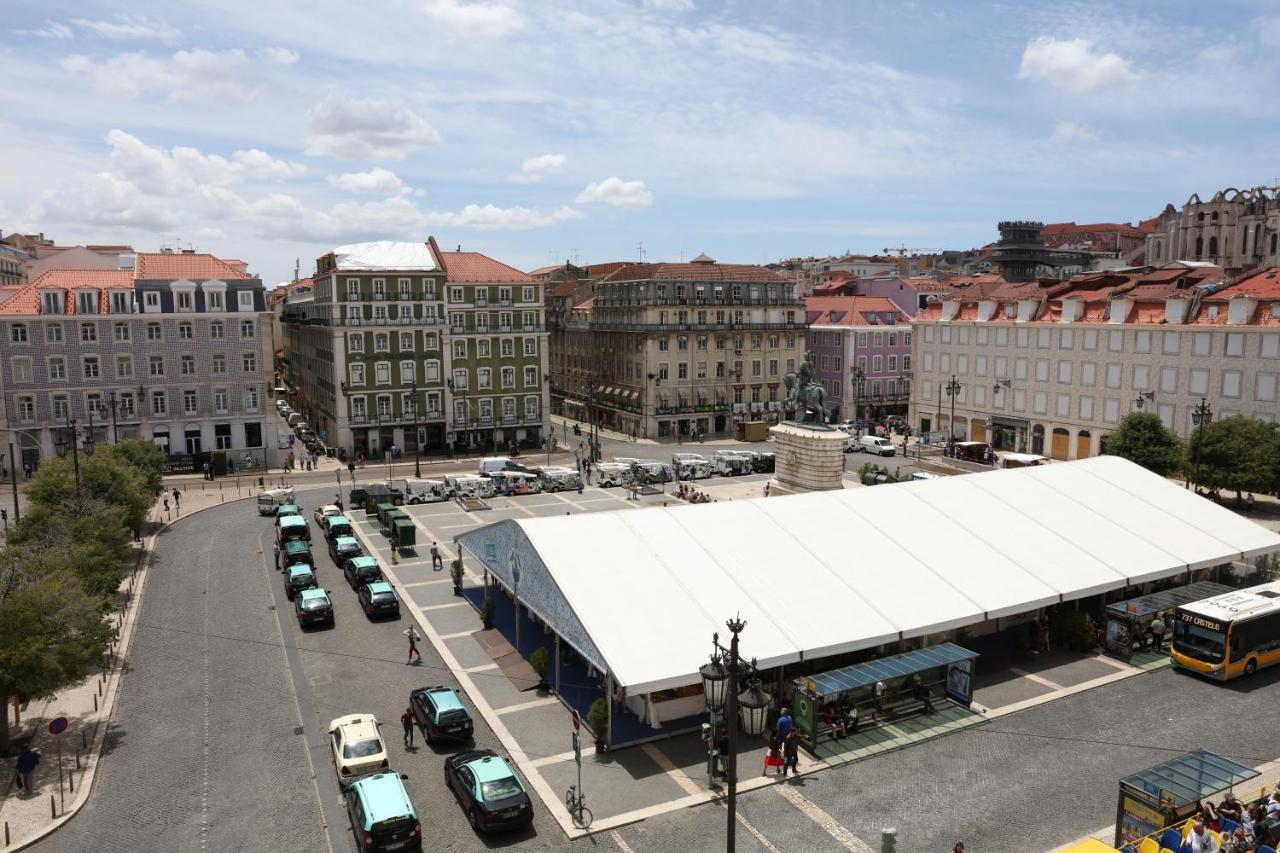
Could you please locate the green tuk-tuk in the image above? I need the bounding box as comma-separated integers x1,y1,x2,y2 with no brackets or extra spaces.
391,518,416,551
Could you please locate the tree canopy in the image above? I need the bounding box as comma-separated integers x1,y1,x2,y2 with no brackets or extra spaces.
1187,415,1280,495
1099,412,1185,477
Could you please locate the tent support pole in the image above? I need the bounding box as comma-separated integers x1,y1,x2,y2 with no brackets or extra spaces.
605,671,613,750
554,634,561,695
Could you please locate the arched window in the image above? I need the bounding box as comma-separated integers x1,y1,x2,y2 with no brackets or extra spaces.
1194,236,1204,258
1211,211,1219,222
1208,236,1218,257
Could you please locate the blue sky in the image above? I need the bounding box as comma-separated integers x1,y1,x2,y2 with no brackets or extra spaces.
2,0,1278,285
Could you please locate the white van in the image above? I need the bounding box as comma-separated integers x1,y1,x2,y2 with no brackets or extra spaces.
858,435,896,456
287,412,304,427
711,450,753,476
478,456,515,477
257,487,296,516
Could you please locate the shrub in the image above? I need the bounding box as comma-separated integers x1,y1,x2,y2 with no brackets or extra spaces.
480,595,495,630
530,646,551,678
587,698,609,742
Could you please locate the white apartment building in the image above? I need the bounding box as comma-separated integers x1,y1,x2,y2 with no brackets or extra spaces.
910,263,1280,460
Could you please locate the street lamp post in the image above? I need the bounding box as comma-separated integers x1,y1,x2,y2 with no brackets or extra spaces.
944,375,961,453
700,616,772,853
1134,391,1154,410
1190,397,1213,489
851,366,865,434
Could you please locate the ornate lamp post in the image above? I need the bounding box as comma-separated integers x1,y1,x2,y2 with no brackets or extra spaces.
410,381,421,478
944,374,961,452
1190,397,1213,489
850,366,865,432
1134,391,1154,410
701,616,772,853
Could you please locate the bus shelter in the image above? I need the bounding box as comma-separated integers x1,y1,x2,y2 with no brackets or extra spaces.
1103,581,1233,661
1115,750,1257,848
790,643,978,746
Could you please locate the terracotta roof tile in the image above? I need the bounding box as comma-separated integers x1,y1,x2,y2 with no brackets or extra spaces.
804,295,904,326
438,252,534,283
135,252,253,280
1205,266,1280,300
0,269,134,315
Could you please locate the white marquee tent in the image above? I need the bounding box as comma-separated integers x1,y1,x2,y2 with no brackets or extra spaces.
456,456,1280,696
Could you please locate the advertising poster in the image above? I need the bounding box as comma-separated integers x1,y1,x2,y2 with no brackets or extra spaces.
1116,794,1164,848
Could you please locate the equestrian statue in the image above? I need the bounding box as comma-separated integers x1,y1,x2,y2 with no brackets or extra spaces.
783,356,827,424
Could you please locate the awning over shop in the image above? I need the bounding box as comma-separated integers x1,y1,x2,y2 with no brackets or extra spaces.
456,457,1280,695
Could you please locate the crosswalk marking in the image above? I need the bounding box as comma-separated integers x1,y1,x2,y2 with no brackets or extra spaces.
775,783,875,852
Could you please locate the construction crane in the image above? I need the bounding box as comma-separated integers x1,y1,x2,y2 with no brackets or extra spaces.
883,245,946,257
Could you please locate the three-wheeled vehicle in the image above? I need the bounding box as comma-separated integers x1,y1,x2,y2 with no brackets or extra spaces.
399,479,451,504
711,451,753,476
630,460,671,485
671,453,713,480
492,471,542,496
538,467,582,492
446,475,496,499
595,462,631,487
258,487,297,516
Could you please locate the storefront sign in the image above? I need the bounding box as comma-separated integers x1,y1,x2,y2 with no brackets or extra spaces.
944,659,973,706
163,455,196,474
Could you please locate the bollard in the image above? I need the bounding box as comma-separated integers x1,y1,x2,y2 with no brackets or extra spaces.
82,730,87,750
5,819,9,845
75,749,81,769
69,771,74,792
98,679,102,695
50,794,56,818
881,827,896,853
93,693,98,712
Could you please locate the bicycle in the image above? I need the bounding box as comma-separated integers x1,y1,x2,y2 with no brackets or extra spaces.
565,785,593,829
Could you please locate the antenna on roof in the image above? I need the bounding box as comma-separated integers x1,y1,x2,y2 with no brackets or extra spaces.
636,241,646,263
456,244,461,252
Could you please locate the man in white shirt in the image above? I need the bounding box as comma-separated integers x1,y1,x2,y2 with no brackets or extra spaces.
1186,819,1219,853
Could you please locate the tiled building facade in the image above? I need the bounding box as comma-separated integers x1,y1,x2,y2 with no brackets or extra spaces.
0,252,278,472
910,263,1280,459
550,256,806,438
281,239,548,459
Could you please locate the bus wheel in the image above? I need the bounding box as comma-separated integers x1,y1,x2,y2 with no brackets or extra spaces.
1245,659,1257,677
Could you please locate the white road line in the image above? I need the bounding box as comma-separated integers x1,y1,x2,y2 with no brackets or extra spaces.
1010,667,1065,691
530,746,595,768
611,830,638,853
494,696,562,715
401,578,454,588
775,783,875,852
737,812,783,853
462,663,499,673
641,743,703,797
438,629,476,641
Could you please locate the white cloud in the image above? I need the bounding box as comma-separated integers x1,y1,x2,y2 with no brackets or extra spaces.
70,15,182,43
326,167,411,195
256,47,300,65
511,152,567,183
575,176,653,208
15,21,73,39
305,93,443,160
103,129,304,197
60,49,262,102
420,0,525,38
427,203,581,229
1018,36,1139,96
1050,120,1098,144
643,0,695,10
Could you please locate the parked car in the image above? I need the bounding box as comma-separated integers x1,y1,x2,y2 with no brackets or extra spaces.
276,503,303,519
277,515,311,545
281,539,313,570
323,515,354,541
329,713,389,782
295,588,334,628
344,555,383,589
444,749,534,833
329,535,363,565
358,581,400,619
284,564,318,600
343,771,421,853
313,504,342,526
409,685,474,744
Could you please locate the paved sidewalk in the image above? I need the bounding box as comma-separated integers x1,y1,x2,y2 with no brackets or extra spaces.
0,485,254,849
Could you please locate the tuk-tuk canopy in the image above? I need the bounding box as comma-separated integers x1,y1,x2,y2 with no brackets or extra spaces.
801,643,979,699
1104,581,1234,621
279,515,307,529
1120,751,1256,808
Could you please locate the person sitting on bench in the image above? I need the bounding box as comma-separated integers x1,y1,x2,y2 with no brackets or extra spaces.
839,697,859,735
822,703,847,739
912,674,934,714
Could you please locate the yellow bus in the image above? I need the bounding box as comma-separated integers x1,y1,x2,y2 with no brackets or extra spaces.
1171,581,1280,680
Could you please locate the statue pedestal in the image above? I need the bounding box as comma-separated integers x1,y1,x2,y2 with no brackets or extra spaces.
768,423,846,494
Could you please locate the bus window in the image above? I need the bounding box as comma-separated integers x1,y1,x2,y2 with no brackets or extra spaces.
1173,620,1226,664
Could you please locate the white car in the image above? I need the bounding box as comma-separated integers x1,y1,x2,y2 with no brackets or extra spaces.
313,504,342,525
328,714,388,783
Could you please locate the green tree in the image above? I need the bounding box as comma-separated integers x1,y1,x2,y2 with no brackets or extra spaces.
82,446,153,533
10,501,132,600
1099,412,1184,477
111,439,166,496
1187,415,1280,496
0,554,113,753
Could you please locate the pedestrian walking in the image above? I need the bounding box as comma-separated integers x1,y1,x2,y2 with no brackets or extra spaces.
15,747,39,794
202,462,211,480
763,482,770,498
273,541,281,570
163,496,170,514
763,732,783,776
576,480,584,495
390,543,399,565
172,488,181,510
401,706,415,748
782,729,799,777
431,541,443,571
776,708,793,741
405,626,422,664
1247,493,1256,513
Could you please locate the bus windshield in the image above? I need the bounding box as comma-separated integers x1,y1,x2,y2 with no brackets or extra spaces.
1173,618,1226,664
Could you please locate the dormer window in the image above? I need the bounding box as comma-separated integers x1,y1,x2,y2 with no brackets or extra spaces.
41,291,65,314
1271,303,1280,319
76,291,97,314
111,291,131,313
